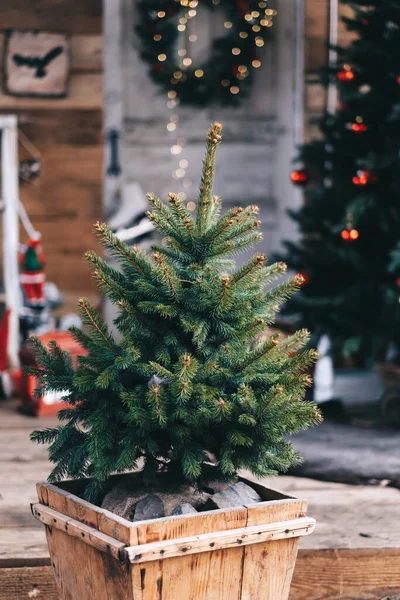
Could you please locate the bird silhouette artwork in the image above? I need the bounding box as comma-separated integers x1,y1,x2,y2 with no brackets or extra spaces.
4,30,70,98
12,45,64,78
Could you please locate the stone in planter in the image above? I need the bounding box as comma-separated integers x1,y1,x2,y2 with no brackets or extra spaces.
133,494,165,521
171,502,197,516
203,482,262,510
101,476,209,520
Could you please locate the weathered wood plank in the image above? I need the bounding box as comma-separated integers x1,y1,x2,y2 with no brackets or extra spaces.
126,517,315,564
305,37,329,73
31,504,126,561
70,35,103,72
45,527,109,600
20,145,103,219
304,0,329,127
0,73,102,110
131,506,249,600
305,84,326,113
2,548,400,600
0,34,102,73
1,109,102,145
0,565,58,600
102,552,133,600
290,548,400,600
0,144,104,292
241,499,308,600
0,0,102,34
36,482,133,547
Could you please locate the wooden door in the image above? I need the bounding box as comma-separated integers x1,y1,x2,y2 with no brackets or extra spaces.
104,0,304,257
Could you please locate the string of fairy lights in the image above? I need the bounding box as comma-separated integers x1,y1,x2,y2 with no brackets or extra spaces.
151,0,276,211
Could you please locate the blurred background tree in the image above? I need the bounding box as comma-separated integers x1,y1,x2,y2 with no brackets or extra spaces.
280,0,400,366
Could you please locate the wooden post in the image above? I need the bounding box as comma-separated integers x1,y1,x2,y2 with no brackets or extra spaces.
274,0,305,251
103,0,123,216
0,115,20,368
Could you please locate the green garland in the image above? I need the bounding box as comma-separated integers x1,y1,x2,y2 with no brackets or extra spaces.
135,0,274,107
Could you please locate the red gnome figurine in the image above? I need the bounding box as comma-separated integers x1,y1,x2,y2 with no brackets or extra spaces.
19,233,46,308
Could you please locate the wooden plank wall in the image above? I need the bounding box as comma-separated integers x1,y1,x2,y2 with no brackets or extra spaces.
0,0,103,302
304,0,358,140
304,0,329,140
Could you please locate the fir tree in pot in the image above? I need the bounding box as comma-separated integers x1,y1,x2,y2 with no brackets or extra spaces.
31,124,320,600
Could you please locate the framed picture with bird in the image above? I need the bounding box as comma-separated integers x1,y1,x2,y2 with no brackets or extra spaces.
2,30,71,98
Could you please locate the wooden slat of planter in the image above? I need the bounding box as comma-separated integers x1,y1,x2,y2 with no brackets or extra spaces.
31,504,126,561
36,481,133,545
131,507,249,600
101,553,133,600
126,517,315,564
242,499,308,600
45,527,109,600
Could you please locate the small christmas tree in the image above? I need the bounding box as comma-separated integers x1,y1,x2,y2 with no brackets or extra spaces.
281,0,400,364
31,123,320,502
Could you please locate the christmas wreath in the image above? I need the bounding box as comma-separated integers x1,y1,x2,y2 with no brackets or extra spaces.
135,0,275,107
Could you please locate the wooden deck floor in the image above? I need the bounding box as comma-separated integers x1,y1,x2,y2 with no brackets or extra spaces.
1,399,400,599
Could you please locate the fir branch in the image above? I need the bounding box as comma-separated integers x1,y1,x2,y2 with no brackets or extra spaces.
152,251,181,300
147,193,190,246
93,222,150,278
196,122,222,235
231,254,267,284
167,193,195,242
78,298,119,356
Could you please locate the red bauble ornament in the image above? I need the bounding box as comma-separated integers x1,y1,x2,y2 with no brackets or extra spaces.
397,76,400,85
352,170,375,186
341,228,359,241
351,122,368,132
396,276,400,287
337,69,355,82
290,169,309,187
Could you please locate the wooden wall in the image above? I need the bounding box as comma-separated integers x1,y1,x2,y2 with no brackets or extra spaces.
0,0,103,304
304,0,329,140
304,0,356,139
117,0,305,260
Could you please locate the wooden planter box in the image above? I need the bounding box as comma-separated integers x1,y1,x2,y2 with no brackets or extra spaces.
32,472,315,600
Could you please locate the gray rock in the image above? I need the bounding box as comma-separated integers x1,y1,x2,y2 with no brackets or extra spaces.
203,481,229,495
134,494,165,522
171,502,198,516
204,482,262,510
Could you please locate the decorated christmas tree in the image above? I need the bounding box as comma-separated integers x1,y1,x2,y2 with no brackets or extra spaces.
30,123,320,502
281,0,400,364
